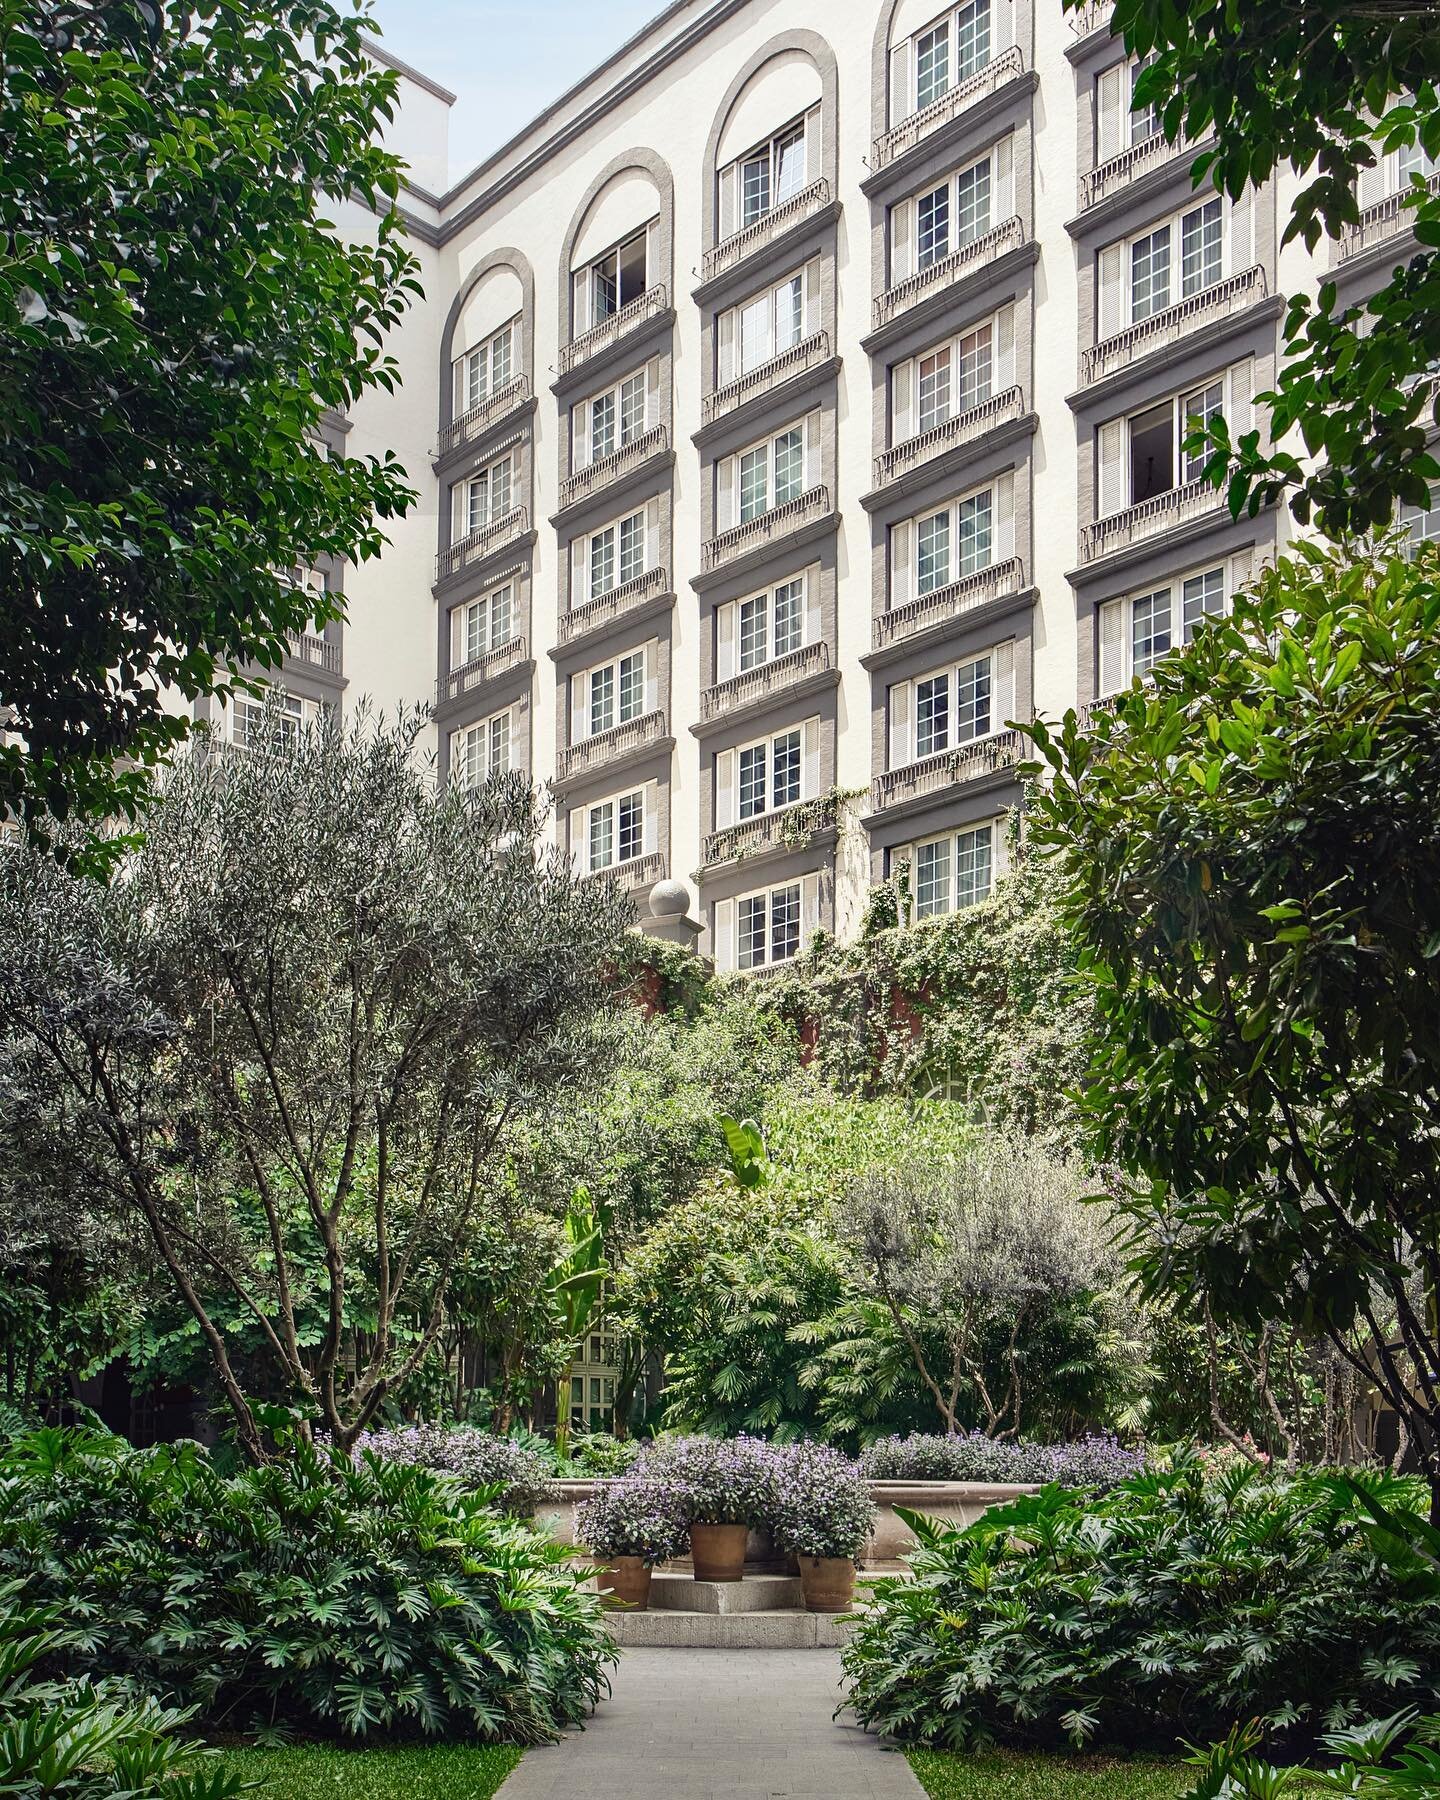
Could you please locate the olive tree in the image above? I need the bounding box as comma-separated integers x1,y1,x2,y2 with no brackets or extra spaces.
0,709,632,1460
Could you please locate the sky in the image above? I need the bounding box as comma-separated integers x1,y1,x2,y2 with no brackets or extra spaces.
370,0,670,186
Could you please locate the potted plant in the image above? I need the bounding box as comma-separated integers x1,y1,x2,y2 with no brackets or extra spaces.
574,1476,687,1611
769,1441,877,1613
638,1436,775,1582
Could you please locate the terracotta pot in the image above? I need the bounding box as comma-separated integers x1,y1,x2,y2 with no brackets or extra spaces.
596,1555,652,1610
798,1555,856,1613
689,1520,749,1582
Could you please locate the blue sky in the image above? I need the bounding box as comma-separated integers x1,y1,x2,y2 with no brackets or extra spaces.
370,0,668,186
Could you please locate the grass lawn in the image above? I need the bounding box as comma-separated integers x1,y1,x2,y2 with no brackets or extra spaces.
906,1747,1327,1799
212,1743,522,1798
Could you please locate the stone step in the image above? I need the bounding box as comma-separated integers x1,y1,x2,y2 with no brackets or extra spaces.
649,1572,803,1614
605,1607,855,1649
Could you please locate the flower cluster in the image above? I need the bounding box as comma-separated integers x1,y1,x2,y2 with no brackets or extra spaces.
857,1431,1143,1490
768,1440,877,1560
574,1478,689,1566
631,1434,776,1527
354,1422,557,1515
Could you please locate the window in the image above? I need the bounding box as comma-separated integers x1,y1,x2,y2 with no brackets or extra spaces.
1099,368,1250,516
891,473,1013,607
1094,56,1172,165
917,511,951,596
890,141,1011,286
1130,586,1172,676
1397,138,1440,188
588,229,648,325
230,690,319,753
1402,497,1440,551
450,583,517,667
899,822,998,918
897,0,997,126
451,708,512,789
574,503,655,605
457,453,514,535
716,570,815,683
454,318,517,415
739,117,808,229
891,309,1007,445
1097,557,1244,693
906,652,994,761
917,185,950,270
581,648,647,739
586,790,645,871
1129,55,1162,145
1130,227,1170,323
1181,566,1225,637
719,416,817,531
917,348,952,433
717,875,820,972
577,365,653,467
916,22,950,112
1116,199,1225,330
1180,200,1223,295
718,263,816,386
714,717,819,829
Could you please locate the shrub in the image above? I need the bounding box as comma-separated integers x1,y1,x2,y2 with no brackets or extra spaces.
574,1479,688,1566
768,1441,876,1560
566,1432,640,1477
352,1422,557,1515
842,1461,1440,1754
631,1435,776,1527
857,1431,1143,1488
0,1427,613,1743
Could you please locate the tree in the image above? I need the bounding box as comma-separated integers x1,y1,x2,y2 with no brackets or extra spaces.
0,709,632,1460
1083,0,1440,536
0,1,420,861
1025,538,1440,1516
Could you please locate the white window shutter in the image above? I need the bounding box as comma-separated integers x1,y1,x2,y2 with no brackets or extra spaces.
804,410,821,491
993,0,1015,54
1227,188,1253,274
891,518,915,606
716,747,736,828
1229,545,1255,596
717,307,737,386
803,106,820,187
892,357,915,443
993,639,1016,729
800,872,821,946
449,605,463,668
995,303,1016,391
643,781,658,856
570,535,587,609
574,397,591,470
1227,358,1254,446
1098,418,1125,516
991,818,1011,879
717,456,736,531
801,716,820,798
451,355,467,417
713,897,736,972
568,805,584,876
1098,598,1125,695
644,639,658,715
890,679,914,768
509,702,523,770
1098,241,1125,337
717,602,736,683
572,267,590,339
888,40,912,129
891,197,914,284
571,672,587,743
448,726,463,786
1357,151,1387,211
803,564,821,645
993,135,1014,222
645,495,661,572
1097,65,1123,163
646,356,662,430
718,162,738,241
994,469,1016,562
803,257,821,337
450,480,466,540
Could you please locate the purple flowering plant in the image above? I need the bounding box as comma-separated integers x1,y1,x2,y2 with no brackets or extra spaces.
631,1434,777,1527
857,1431,1143,1490
768,1440,877,1560
353,1422,558,1515
575,1477,689,1566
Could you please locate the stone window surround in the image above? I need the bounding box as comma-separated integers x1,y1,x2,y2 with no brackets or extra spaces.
557,147,676,352
866,0,1037,177
435,249,537,466
1068,33,1217,227
696,542,838,696
435,556,535,706
561,487,675,622
866,784,1021,882
553,624,673,765
699,702,838,845
557,343,674,501
437,687,534,790
564,770,672,892
701,855,837,965
695,386,838,550
699,31,840,264
696,230,840,429
868,620,1035,790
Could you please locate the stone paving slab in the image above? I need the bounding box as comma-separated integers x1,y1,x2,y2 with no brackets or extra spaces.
498,1647,924,1800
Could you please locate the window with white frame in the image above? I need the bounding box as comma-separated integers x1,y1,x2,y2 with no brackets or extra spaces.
715,259,821,387
571,223,654,339
715,412,820,533
229,690,323,753
717,110,819,240
891,303,1013,444
449,705,514,789
572,359,660,469
453,317,517,416
1096,552,1250,695
889,640,1014,770
449,582,518,669
572,782,658,874
888,138,1014,286
453,452,515,538
887,0,1016,129
1095,56,1168,164
1095,360,1252,517
1096,195,1243,340
714,715,820,830
714,566,819,684
889,470,1015,608
569,497,660,608
569,639,657,743
894,819,1002,917
1402,496,1440,551
713,872,821,972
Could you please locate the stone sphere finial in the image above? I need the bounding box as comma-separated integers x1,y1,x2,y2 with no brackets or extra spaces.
648,877,690,919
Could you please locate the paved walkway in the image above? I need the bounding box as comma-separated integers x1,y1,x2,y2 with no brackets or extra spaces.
499,1648,925,1800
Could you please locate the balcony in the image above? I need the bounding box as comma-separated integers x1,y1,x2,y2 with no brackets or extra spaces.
702,795,838,870
873,559,1026,654
701,485,830,574
872,728,1026,813
1340,174,1440,261
557,565,669,648
871,46,1026,173
437,636,529,708
1067,0,1112,36
1081,133,1192,211
435,508,529,586
702,331,832,428
558,285,670,380
558,426,669,513
584,850,666,894
875,386,1024,487
558,709,666,783
1080,475,1223,563
703,179,832,283
1083,267,1267,385
438,377,530,460
872,217,1024,333
286,631,342,676
700,641,831,724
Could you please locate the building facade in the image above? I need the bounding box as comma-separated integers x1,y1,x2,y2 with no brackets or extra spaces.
236,0,1428,973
